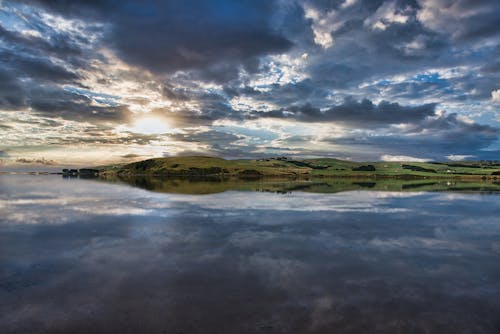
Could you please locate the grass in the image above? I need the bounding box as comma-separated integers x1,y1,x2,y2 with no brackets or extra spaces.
97,156,500,180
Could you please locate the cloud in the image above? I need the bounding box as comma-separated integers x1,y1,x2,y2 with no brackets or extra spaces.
254,98,436,126
120,154,145,159
29,87,130,122
0,3,131,124
166,130,265,158
321,112,499,160
446,154,475,161
380,155,430,162
0,50,79,83
24,0,292,79
0,0,499,162
15,158,56,165
364,1,410,31
169,130,242,145
304,4,341,48
417,0,500,42
492,89,500,103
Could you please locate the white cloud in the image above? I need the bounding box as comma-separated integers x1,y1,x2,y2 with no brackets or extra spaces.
340,0,358,9
446,155,475,161
246,54,309,88
491,89,500,103
303,0,359,48
417,0,492,39
399,35,427,55
364,1,409,31
380,154,430,162
304,5,343,49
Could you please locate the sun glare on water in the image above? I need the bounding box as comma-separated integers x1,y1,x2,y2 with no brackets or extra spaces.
131,116,170,134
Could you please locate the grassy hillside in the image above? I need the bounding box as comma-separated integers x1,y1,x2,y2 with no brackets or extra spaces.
99,156,310,178
98,156,500,179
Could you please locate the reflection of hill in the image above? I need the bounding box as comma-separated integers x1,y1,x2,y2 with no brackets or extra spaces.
97,175,500,195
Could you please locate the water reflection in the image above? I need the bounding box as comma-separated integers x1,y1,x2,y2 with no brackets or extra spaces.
1,175,499,333
101,174,500,194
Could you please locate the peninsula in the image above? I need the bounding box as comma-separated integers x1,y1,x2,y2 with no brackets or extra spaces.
96,156,500,180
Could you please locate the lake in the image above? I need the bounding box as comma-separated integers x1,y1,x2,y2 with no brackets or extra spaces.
1,175,499,333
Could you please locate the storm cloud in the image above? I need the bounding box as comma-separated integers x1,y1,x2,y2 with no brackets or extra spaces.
0,0,498,163
254,98,437,126
22,0,293,77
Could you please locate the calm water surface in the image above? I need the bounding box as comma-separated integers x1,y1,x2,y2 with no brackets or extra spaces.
1,175,499,333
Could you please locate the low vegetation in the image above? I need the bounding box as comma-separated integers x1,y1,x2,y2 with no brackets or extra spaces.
97,156,500,180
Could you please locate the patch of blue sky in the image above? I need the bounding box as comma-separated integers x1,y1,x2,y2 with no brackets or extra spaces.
214,125,279,142
253,84,273,91
413,73,448,86
206,87,223,95
0,3,54,41
474,110,500,127
0,3,30,31
375,79,392,87
63,86,121,106
444,101,499,126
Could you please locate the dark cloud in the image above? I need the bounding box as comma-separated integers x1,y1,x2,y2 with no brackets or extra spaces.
0,3,131,124
294,0,499,100
15,157,56,165
0,76,130,123
0,50,79,83
25,0,293,79
226,79,326,109
120,153,144,159
150,90,241,127
417,0,500,42
165,130,284,158
295,1,441,89
0,0,499,161
0,23,83,61
407,113,498,136
254,98,436,126
0,52,128,123
29,86,130,122
323,113,499,160
480,61,500,74
161,84,191,102
169,130,242,145
48,132,158,146
169,130,250,157
0,67,26,110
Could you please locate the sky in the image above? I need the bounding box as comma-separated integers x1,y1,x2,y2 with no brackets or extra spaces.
0,0,499,167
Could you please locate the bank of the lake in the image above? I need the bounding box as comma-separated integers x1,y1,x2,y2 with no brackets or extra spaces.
96,156,500,180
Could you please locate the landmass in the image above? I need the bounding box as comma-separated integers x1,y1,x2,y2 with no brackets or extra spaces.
94,156,500,180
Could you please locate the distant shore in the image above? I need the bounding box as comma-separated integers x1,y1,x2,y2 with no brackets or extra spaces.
95,156,500,180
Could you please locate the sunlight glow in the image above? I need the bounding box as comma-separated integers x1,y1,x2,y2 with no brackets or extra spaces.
131,116,170,134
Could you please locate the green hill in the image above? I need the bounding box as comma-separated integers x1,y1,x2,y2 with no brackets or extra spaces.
97,156,500,180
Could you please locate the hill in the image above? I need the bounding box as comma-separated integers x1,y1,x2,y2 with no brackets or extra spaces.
97,156,500,179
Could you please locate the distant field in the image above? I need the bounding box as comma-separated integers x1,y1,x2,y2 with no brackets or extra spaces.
97,156,500,179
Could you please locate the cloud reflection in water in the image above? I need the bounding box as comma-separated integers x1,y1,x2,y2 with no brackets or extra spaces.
0,175,499,333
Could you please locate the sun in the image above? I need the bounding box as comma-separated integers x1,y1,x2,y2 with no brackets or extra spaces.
130,116,170,134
